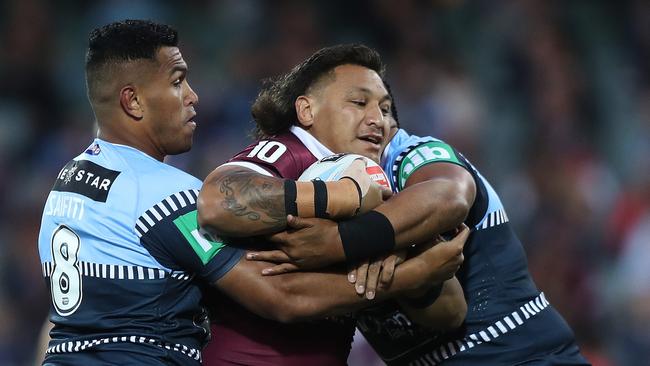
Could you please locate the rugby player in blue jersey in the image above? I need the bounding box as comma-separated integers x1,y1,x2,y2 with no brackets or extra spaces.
249,76,592,364
37,28,467,365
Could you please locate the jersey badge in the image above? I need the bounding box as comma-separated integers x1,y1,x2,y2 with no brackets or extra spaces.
85,143,101,155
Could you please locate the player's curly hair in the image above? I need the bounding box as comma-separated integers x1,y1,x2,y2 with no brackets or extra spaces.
251,44,386,139
85,19,178,102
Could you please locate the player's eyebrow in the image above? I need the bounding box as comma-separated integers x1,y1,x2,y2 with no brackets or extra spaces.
347,87,390,100
169,64,187,75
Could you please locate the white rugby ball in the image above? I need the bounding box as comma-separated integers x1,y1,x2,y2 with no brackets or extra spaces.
299,153,390,189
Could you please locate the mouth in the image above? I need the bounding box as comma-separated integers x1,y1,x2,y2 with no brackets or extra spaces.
358,133,384,148
186,112,197,128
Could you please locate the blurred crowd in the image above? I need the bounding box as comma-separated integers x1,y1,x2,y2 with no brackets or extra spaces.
1,0,648,365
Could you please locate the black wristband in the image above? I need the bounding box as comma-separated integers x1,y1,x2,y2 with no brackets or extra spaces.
284,179,298,216
312,179,328,218
338,210,395,263
403,283,444,309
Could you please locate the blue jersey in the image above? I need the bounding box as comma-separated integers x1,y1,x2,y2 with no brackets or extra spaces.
37,139,244,365
355,129,588,365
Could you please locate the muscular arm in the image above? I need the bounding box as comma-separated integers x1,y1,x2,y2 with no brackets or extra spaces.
263,162,476,266
214,231,465,323
378,162,476,250
198,162,383,238
198,166,287,237
398,277,467,331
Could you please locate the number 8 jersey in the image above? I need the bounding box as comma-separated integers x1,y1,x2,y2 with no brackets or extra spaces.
37,139,243,365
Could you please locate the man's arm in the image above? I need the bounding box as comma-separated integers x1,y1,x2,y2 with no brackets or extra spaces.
198,166,287,237
198,163,386,238
213,226,467,323
398,277,467,331
255,162,476,267
377,162,476,248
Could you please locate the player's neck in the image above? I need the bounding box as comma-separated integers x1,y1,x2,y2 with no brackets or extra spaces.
97,124,165,162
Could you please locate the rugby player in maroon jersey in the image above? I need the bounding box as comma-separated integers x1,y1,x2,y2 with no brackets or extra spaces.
198,45,468,365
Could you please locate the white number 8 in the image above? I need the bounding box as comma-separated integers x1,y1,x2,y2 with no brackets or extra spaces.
51,225,83,316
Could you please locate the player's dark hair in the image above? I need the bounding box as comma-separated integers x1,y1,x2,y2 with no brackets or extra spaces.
251,44,386,139
383,80,400,128
85,19,178,102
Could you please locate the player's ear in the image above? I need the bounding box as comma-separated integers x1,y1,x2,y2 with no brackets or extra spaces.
295,95,315,128
119,85,144,120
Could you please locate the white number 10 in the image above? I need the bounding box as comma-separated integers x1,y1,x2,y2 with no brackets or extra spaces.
247,141,287,163
51,225,83,316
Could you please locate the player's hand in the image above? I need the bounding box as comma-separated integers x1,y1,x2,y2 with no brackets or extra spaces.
341,158,392,214
359,182,392,214
347,259,379,300
413,224,469,285
247,215,345,274
347,250,407,300
378,250,407,288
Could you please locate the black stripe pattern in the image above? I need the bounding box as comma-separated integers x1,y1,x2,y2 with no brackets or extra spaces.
46,335,201,362
42,262,192,281
135,189,199,238
407,293,551,365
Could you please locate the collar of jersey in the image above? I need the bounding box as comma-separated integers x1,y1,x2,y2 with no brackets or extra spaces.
289,126,334,160
95,138,162,162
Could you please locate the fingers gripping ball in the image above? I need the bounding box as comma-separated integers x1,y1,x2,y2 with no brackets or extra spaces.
298,154,396,262
293,153,391,217
299,153,390,189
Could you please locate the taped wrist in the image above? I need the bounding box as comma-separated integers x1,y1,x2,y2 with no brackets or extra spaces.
284,179,361,218
338,210,395,263
325,177,361,217
402,283,444,309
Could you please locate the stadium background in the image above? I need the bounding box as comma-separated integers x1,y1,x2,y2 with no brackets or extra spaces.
1,0,648,365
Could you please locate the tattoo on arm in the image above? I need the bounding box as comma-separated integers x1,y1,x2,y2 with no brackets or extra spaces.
218,170,286,229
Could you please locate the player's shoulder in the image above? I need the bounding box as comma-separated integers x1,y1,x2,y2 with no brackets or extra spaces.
79,139,202,209
226,132,316,179
383,129,468,190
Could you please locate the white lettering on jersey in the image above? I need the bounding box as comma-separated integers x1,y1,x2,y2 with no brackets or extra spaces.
44,192,85,220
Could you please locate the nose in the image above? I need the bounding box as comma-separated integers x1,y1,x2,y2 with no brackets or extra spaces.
185,81,199,106
365,103,387,130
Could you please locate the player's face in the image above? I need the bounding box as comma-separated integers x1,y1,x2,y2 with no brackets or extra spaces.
381,114,400,153
140,46,198,156
308,64,391,163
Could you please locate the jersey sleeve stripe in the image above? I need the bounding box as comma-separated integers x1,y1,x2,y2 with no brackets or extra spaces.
142,212,155,226
156,202,171,216
135,219,149,237
181,190,196,204
136,191,203,236
173,192,187,207
149,206,163,221
164,196,177,211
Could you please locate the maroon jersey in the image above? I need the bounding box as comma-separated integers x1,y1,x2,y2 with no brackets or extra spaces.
203,131,356,366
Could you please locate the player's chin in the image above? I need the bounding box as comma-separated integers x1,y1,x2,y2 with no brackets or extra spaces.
354,142,382,162
169,131,194,155
184,120,197,131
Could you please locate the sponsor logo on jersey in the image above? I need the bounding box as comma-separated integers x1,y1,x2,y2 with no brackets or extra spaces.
366,165,390,189
84,143,101,155
52,160,120,202
174,210,226,264
398,141,461,188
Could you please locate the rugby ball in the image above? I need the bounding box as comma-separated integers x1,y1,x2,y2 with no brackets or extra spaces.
299,153,390,189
